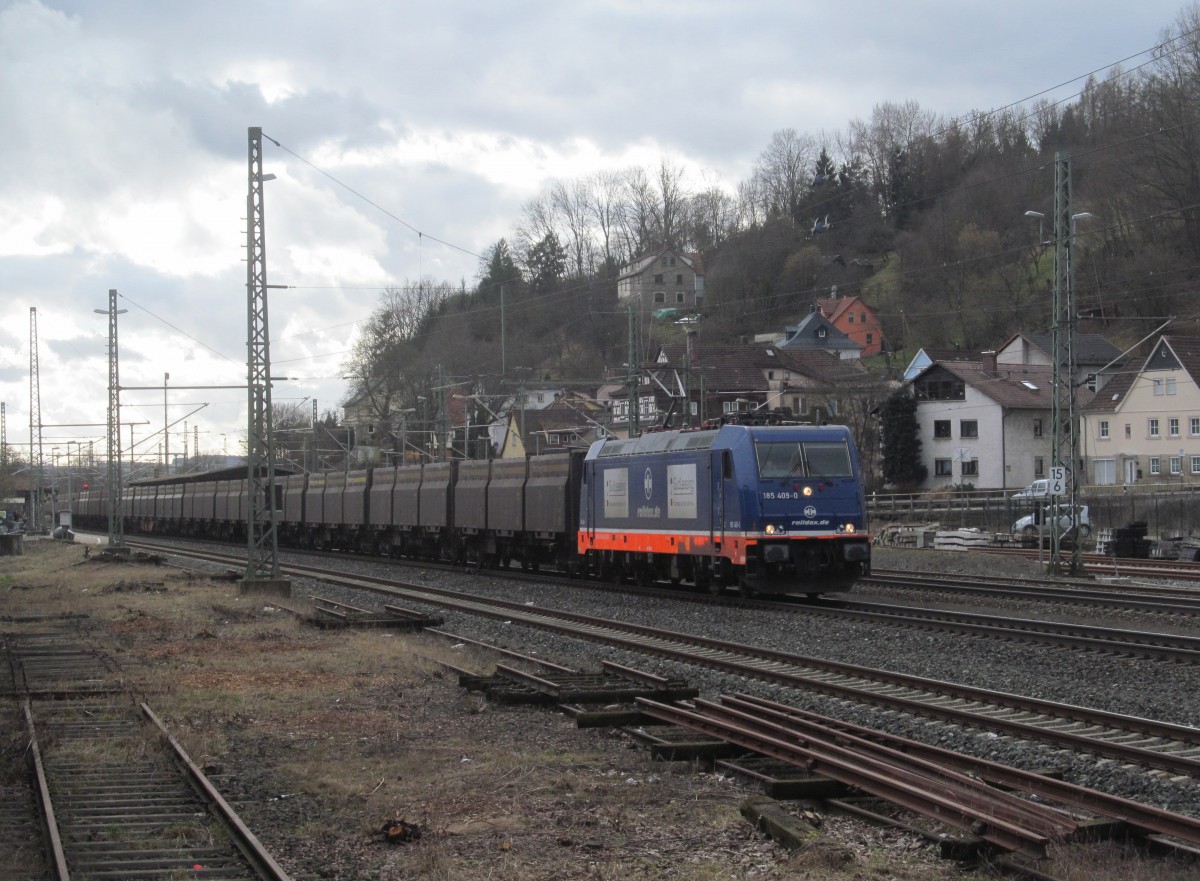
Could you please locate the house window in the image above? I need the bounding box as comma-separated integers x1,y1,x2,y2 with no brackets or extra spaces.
1192,417,1200,436
847,313,855,323
1168,378,1177,394
1149,418,1160,438
1150,457,1161,475
915,378,966,401
1153,378,1164,396
654,273,663,283
1192,456,1200,475
1125,423,1132,439
670,256,676,266
866,333,873,344
961,459,979,477
1094,459,1116,485
933,420,951,439
860,312,866,322
1170,456,1182,475
934,459,953,476
654,291,665,303
1033,419,1042,437
676,274,683,285
818,328,827,338
1034,456,1045,476
1099,420,1109,439
675,292,684,304
723,401,740,414
549,433,560,445
960,420,978,439
1170,417,1180,437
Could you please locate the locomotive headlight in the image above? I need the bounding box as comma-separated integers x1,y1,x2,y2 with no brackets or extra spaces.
836,523,857,534
802,486,813,497
764,523,787,535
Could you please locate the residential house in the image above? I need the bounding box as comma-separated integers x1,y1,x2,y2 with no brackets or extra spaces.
910,352,1090,491
901,347,981,381
777,312,862,360
601,340,867,434
616,248,705,313
812,292,884,356
994,331,1124,392
341,384,388,446
497,394,611,458
1080,335,1200,487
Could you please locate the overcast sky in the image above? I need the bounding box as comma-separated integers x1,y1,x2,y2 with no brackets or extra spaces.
1,0,1193,467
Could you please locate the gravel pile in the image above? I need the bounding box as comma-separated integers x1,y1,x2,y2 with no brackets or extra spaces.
218,544,1200,823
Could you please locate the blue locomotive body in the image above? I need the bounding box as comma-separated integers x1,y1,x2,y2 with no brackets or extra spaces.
579,423,869,594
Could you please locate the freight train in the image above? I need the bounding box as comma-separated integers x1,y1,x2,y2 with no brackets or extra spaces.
75,423,871,596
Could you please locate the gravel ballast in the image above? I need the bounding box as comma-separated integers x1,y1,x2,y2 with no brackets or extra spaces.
225,544,1200,826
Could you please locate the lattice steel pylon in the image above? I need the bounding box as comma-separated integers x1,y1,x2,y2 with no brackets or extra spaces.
1049,152,1083,575
245,126,282,581
101,289,126,549
29,307,44,531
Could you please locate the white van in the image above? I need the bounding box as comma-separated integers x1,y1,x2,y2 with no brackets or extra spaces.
1012,479,1049,499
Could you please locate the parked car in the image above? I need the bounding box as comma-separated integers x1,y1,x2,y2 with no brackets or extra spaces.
1012,505,1091,537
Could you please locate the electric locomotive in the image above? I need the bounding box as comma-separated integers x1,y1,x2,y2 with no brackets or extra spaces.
578,423,869,595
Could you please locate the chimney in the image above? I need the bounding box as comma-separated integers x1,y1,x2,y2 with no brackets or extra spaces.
981,350,997,373
686,329,699,367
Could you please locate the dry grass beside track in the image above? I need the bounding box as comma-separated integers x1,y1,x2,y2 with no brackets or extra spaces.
2,539,1196,880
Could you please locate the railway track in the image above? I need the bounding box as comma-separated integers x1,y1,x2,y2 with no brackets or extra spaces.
3,624,293,881
866,569,1200,613
814,598,1200,662
129,540,1200,785
971,547,1200,582
121,533,1200,663
421,612,1200,861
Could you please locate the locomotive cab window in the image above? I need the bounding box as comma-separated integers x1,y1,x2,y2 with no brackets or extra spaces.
803,442,853,478
755,440,854,479
756,442,803,478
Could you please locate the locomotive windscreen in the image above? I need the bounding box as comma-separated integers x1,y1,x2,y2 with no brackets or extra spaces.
755,440,853,479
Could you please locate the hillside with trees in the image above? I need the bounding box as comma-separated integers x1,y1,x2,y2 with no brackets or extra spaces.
341,5,1200,436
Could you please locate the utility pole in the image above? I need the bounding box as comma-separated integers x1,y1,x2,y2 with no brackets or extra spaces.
1,401,7,468
1050,152,1084,576
95,289,127,551
163,372,169,473
244,126,287,592
29,308,44,531
627,305,640,437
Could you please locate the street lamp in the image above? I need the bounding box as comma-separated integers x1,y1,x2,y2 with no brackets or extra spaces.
391,408,416,463
1024,210,1045,243
51,446,60,525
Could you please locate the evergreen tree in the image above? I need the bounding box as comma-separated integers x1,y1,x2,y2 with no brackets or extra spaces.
880,390,927,487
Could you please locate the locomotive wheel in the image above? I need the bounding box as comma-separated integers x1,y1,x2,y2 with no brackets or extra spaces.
738,578,756,599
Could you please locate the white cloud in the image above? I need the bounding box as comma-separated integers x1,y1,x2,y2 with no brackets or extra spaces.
0,0,1189,456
